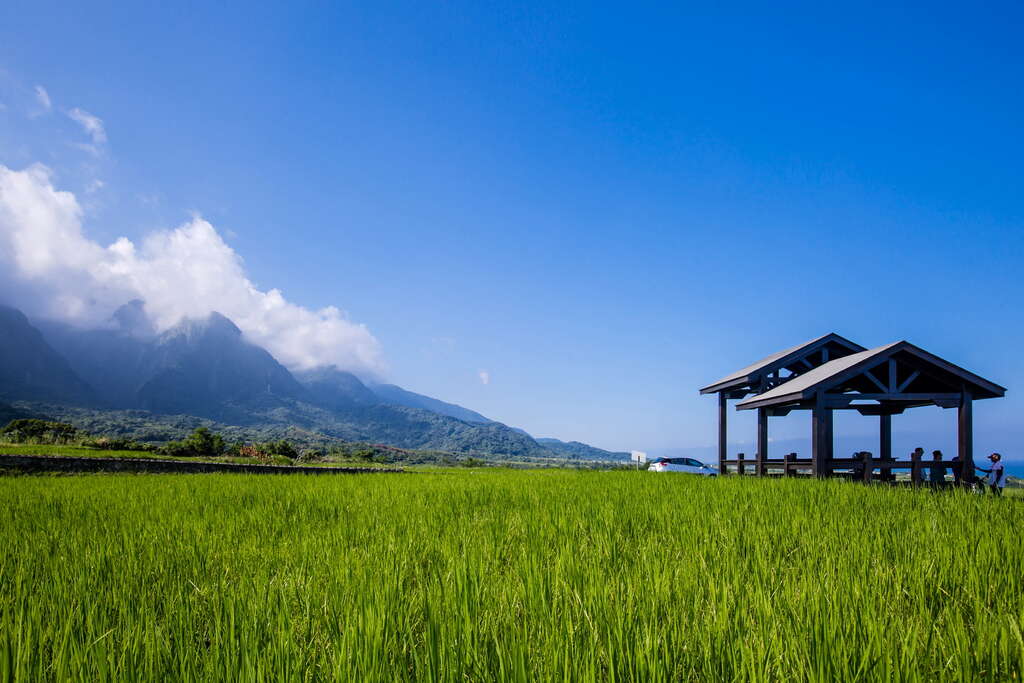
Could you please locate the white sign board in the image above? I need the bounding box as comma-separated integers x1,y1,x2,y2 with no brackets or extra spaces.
630,450,648,463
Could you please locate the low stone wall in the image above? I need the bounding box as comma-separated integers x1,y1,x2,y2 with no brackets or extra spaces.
0,454,403,475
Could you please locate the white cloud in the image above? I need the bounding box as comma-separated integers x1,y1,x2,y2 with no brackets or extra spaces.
34,85,51,112
0,163,384,375
478,370,490,385
67,107,106,145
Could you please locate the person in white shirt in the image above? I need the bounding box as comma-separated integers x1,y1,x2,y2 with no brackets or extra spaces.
976,452,1006,496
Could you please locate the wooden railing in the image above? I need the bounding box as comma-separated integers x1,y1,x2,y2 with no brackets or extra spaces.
720,451,967,484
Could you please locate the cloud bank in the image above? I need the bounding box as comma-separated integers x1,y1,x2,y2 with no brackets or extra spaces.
0,163,384,375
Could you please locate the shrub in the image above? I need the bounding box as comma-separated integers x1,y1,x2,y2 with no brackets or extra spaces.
235,440,298,465
296,448,325,464
81,436,158,452
161,427,227,458
1,419,79,444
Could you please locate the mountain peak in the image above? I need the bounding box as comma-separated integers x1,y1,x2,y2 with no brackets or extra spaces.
111,300,156,338
0,304,31,328
162,311,242,343
296,365,378,407
0,305,94,404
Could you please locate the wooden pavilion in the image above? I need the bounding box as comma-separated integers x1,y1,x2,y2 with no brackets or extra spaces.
700,335,1006,481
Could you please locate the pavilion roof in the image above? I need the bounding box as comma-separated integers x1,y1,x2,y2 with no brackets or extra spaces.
736,341,1006,410
699,333,865,395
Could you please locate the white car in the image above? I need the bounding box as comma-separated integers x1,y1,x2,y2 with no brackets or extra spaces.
648,457,717,476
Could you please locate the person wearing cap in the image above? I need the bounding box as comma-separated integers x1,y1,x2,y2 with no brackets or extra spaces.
976,453,1006,496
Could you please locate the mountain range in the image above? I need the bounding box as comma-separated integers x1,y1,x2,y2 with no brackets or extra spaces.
0,303,627,461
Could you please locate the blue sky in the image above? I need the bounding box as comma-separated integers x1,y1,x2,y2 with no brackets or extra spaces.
1,1,1022,455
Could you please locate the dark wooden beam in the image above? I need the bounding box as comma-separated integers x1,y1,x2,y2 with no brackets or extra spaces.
766,406,795,417
958,388,973,482
718,391,728,476
897,370,920,392
864,369,888,392
756,408,768,476
825,393,960,405
879,414,894,481
811,392,832,478
879,414,892,462
854,405,910,416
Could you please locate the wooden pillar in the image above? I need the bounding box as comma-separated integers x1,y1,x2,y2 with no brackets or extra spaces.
879,414,891,462
737,452,746,476
718,392,728,476
958,389,973,484
811,393,832,478
784,452,795,477
756,408,768,476
879,414,894,482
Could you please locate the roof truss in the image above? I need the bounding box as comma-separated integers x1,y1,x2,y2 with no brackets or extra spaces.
737,341,1006,411
699,333,865,397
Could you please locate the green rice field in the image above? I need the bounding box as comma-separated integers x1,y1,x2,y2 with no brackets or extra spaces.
1,470,1021,681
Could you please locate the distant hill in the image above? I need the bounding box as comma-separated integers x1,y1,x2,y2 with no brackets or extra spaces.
296,366,379,409
38,307,156,409
0,400,42,426
135,313,309,422
0,305,567,459
370,383,493,423
536,438,629,461
0,306,94,404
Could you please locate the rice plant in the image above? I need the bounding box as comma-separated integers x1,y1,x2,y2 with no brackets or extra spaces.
0,471,1020,681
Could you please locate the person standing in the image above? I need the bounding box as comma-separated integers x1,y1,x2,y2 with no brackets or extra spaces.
951,453,962,484
976,453,1006,496
928,450,945,487
910,447,925,485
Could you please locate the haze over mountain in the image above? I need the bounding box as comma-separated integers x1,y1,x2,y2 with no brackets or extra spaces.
0,303,625,461
0,306,94,404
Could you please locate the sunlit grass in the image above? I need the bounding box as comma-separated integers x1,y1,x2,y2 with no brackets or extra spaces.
1,471,1021,681
0,443,397,468
0,443,166,459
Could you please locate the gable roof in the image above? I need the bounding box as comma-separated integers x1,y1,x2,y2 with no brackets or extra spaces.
699,333,865,395
736,341,1006,410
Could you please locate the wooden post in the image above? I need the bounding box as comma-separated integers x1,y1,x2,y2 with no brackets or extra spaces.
718,392,728,476
737,452,745,476
911,449,923,486
756,408,768,477
958,389,973,484
861,450,872,484
811,393,832,478
784,452,795,477
879,414,892,471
